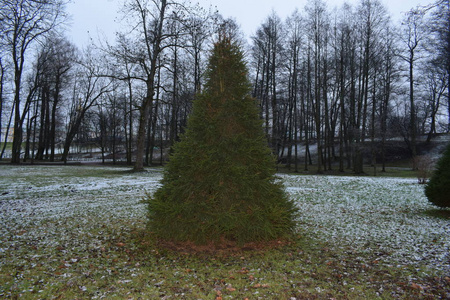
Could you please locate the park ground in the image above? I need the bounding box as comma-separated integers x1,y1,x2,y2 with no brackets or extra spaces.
0,165,449,299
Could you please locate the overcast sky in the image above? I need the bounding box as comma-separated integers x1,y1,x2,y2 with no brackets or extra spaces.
67,0,435,47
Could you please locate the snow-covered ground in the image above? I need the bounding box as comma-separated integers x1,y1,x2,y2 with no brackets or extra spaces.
0,165,448,277
0,166,163,265
282,174,450,275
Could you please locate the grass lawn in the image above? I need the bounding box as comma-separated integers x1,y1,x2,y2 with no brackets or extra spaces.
0,165,449,299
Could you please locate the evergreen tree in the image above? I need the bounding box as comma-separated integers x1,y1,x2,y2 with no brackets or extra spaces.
425,142,450,208
147,36,298,244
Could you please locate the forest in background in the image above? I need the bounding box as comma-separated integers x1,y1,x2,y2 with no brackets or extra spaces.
1,0,449,173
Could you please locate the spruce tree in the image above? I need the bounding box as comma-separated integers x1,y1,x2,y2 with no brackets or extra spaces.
147,37,297,244
425,142,450,208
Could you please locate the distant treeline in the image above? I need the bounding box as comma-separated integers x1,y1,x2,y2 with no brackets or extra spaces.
1,0,449,172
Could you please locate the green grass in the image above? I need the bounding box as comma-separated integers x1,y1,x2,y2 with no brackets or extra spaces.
2,224,446,299
0,165,448,299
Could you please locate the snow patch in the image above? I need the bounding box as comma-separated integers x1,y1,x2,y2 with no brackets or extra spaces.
0,166,448,276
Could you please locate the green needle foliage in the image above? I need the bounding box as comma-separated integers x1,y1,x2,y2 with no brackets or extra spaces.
425,142,450,208
147,36,298,245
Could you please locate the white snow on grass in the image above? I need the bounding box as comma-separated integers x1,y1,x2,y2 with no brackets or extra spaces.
281,174,450,274
0,165,448,278
0,166,162,264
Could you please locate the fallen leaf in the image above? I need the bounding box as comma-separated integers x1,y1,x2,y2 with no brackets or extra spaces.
410,283,423,290
226,284,235,292
252,283,269,288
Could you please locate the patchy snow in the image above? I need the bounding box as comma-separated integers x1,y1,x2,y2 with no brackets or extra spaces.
0,166,162,265
0,165,448,281
281,174,450,275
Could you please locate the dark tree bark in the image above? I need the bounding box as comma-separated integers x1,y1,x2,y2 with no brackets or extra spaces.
132,0,169,171
61,54,112,163
1,0,67,163
400,8,426,169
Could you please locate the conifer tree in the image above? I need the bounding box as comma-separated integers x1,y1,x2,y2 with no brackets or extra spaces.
425,142,450,208
147,36,297,244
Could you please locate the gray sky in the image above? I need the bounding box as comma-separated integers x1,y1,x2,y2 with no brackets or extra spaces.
67,0,435,47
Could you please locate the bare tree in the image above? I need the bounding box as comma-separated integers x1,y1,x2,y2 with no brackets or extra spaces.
423,60,448,143
95,89,124,164
400,8,427,169
124,0,170,171
184,6,214,94
431,0,450,132
0,0,68,163
305,0,329,173
112,0,185,171
31,36,76,161
252,11,285,158
379,24,400,172
284,10,304,172
332,2,356,172
61,49,113,163
0,57,7,156
107,35,141,164
350,0,389,173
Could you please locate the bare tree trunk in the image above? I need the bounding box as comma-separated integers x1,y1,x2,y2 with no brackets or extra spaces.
0,105,14,160
127,76,133,165
409,48,417,169
134,0,168,171
371,73,377,176
0,59,4,152
448,83,450,132
134,85,154,171
62,111,86,163
50,80,61,162
11,71,24,164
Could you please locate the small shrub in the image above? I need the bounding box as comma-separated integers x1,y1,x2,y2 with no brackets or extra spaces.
413,155,434,184
425,143,450,208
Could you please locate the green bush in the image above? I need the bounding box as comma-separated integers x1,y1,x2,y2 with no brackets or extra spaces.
147,37,298,244
425,142,450,208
